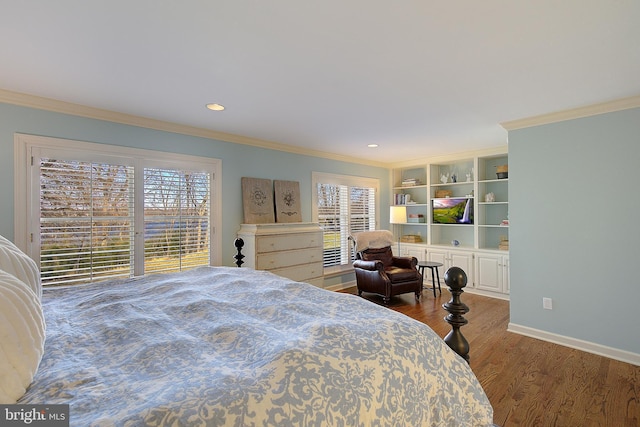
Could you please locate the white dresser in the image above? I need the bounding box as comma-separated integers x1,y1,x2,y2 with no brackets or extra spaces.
237,222,324,287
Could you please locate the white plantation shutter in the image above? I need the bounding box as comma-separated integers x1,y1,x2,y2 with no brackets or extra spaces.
349,186,376,235
313,173,379,271
40,159,135,285
144,168,210,274
316,183,349,267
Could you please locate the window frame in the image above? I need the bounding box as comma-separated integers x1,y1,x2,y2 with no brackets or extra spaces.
311,171,379,275
14,133,222,277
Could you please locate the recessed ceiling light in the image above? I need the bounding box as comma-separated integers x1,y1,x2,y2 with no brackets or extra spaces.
206,103,225,111
367,144,379,148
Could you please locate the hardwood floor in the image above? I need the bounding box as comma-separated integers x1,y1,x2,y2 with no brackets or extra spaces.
340,287,640,427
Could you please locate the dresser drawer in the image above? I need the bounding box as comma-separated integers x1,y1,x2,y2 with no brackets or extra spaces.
237,223,324,286
256,232,323,253
270,262,324,283
256,247,323,270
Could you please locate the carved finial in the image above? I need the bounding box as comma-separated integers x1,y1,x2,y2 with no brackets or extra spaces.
234,238,245,267
442,266,470,362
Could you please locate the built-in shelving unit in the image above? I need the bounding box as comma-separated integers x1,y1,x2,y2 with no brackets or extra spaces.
391,149,509,298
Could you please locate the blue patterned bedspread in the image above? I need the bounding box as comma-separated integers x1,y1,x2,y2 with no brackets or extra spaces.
20,267,493,426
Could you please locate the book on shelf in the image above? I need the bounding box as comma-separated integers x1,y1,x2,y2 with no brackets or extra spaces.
394,193,416,205
400,178,421,187
499,235,509,250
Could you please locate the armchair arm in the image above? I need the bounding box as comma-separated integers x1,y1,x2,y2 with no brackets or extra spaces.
391,256,418,269
353,259,384,272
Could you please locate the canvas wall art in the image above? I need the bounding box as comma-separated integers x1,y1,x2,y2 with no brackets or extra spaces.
241,177,275,223
274,180,302,223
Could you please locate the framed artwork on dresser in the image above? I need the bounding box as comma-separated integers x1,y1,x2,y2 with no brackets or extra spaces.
274,180,302,223
241,177,275,223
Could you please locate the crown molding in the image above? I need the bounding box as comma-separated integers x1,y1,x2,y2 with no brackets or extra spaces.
501,95,640,131
0,88,388,168
389,145,508,169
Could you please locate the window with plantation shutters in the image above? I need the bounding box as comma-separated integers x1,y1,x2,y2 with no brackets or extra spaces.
17,134,221,287
312,172,378,272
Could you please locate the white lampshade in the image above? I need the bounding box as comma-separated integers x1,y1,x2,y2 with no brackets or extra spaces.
390,205,407,224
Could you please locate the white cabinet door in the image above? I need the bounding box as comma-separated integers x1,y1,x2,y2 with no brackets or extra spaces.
426,248,447,266
502,255,510,293
447,250,474,288
405,246,426,262
475,253,502,292
427,248,474,288
475,253,509,293
395,243,426,261
449,251,473,276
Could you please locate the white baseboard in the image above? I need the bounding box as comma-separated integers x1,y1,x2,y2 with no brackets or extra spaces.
325,279,356,292
508,323,640,367
464,287,510,301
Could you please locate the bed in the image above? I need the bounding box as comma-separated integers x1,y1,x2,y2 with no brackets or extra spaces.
2,237,494,426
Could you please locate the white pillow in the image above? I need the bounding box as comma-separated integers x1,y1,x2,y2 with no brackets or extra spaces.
0,237,41,299
0,235,18,249
0,270,45,404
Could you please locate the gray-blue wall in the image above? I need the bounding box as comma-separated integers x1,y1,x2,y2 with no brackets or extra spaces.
0,102,390,275
509,107,640,355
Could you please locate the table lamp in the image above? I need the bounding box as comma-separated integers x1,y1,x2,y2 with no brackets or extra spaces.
390,205,407,224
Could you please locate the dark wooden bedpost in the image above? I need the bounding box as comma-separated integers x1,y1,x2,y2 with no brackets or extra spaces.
234,238,245,267
442,266,470,363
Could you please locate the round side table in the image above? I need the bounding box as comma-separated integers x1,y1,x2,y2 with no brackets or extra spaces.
417,261,443,297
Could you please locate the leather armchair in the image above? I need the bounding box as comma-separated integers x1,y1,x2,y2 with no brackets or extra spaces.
353,246,422,305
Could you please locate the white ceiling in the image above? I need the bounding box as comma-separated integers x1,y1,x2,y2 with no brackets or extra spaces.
1,1,639,165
